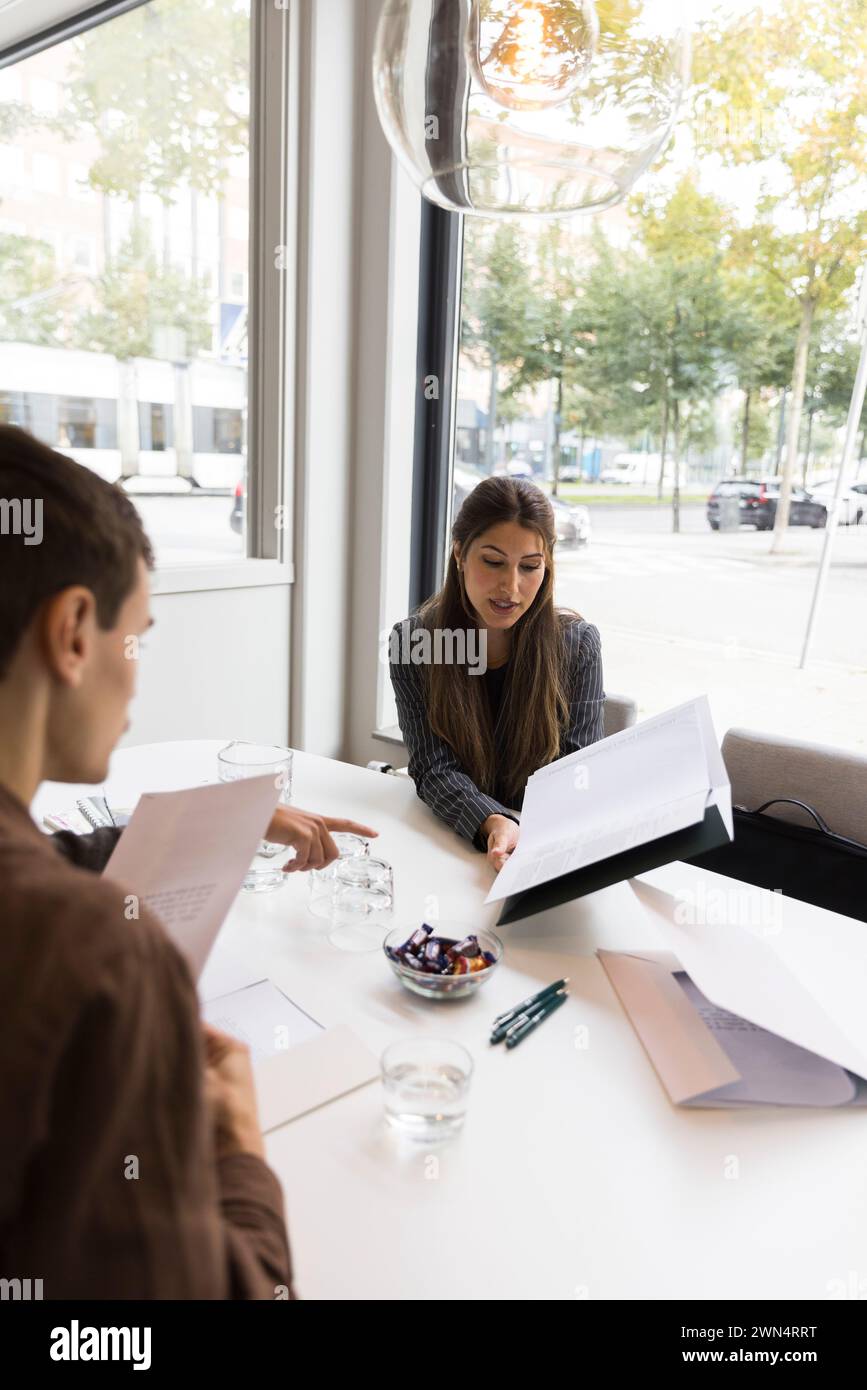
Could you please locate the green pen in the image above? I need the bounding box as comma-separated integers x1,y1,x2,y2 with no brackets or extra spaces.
491,978,568,1031
490,988,563,1045
505,990,568,1049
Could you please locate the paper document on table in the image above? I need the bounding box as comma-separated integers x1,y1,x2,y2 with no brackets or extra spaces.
202,979,323,1060
628,876,867,1082
202,978,379,1130
599,947,867,1109
674,973,861,1107
486,697,724,905
103,775,280,978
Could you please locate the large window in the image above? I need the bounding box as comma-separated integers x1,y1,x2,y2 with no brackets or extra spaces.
0,0,252,566
423,0,867,753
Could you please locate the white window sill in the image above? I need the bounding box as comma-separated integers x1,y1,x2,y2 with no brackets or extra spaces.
152,559,294,596
373,724,405,748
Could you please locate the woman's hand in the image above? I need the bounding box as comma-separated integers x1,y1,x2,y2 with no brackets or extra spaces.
481,814,519,872
265,805,378,872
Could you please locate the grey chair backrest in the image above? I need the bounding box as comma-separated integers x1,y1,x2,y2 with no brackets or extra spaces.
721,727,867,847
603,693,638,737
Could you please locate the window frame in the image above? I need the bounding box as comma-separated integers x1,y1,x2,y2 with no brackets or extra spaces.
408,199,464,612
0,0,296,594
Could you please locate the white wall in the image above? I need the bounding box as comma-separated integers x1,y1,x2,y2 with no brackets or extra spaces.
125,584,291,748
345,0,420,767
289,0,365,758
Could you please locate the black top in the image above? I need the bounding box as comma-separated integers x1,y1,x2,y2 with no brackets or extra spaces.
483,660,510,728
389,614,606,851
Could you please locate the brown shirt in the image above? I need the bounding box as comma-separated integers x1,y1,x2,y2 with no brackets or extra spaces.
0,782,294,1300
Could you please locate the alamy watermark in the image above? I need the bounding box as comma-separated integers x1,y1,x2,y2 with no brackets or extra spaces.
0,497,43,546
382,622,488,675
674,883,784,935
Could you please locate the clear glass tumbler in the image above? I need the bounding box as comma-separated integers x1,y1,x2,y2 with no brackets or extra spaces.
327,856,394,952
217,741,294,893
308,831,370,920
381,1037,473,1142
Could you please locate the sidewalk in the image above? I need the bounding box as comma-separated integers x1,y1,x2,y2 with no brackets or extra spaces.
604,624,867,754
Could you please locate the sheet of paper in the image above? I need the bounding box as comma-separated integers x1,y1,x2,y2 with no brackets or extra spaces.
253,1025,381,1133
103,775,280,978
674,973,857,1107
202,979,323,1061
486,697,722,904
629,878,867,1084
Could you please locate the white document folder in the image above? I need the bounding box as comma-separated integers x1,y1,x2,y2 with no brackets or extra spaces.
489,696,733,924
599,877,867,1107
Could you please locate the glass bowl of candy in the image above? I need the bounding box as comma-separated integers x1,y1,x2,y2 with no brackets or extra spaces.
383,923,503,1000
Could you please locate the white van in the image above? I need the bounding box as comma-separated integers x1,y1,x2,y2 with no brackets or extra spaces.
598,453,667,485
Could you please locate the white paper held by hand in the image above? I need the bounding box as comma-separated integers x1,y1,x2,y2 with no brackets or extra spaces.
103,775,280,978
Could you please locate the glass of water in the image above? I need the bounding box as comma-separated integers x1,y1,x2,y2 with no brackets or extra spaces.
327,856,394,952
381,1037,473,1142
308,832,370,919
217,741,294,893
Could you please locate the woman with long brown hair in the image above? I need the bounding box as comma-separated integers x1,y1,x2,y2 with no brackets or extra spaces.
389,477,604,871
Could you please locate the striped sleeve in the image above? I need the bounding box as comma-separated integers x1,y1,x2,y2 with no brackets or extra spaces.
389,625,518,849
559,620,605,757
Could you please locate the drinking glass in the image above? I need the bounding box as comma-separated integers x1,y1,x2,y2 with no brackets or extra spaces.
327,856,394,952
381,1037,473,1142
217,741,294,893
308,832,370,919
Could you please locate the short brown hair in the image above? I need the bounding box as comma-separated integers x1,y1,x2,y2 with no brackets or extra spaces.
0,425,154,679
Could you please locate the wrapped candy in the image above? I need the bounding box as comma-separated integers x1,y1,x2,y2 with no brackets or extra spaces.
391,926,494,977
397,923,434,958
444,934,481,966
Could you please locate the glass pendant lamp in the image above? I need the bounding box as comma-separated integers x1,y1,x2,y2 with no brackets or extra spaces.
373,0,691,216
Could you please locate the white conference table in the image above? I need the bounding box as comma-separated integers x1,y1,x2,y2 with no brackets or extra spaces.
34,740,867,1302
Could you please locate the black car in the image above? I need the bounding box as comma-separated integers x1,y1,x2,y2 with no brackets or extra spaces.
707,479,827,531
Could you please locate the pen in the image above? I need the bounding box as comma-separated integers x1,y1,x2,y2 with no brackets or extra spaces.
505,990,568,1049
490,988,564,1045
492,978,568,1029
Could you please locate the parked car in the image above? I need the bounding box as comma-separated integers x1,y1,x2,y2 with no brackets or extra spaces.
229,479,244,533
556,462,582,483
552,497,591,548
452,466,590,548
707,479,827,531
805,479,865,525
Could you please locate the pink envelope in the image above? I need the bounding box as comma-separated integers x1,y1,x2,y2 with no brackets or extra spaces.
599,949,745,1105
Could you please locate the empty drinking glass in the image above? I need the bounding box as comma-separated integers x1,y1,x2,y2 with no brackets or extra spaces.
217,741,294,892
381,1037,473,1142
308,832,370,919
327,856,394,952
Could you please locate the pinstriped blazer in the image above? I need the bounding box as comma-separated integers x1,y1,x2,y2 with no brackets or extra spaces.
389,614,605,851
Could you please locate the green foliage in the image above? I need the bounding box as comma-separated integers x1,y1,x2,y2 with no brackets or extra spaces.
691,0,867,539
0,234,67,345
461,218,533,379
62,0,249,202
72,222,212,360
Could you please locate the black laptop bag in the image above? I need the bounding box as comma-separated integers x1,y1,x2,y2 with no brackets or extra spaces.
686,797,867,923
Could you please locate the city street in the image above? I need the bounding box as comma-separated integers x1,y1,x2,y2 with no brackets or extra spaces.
134,492,867,753
556,504,867,752
133,493,244,566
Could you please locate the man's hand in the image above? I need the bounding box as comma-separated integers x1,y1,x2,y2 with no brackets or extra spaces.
481,813,520,872
202,1023,265,1161
264,805,379,872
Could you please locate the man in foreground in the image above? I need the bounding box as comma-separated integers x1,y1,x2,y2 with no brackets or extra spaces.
0,425,370,1297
